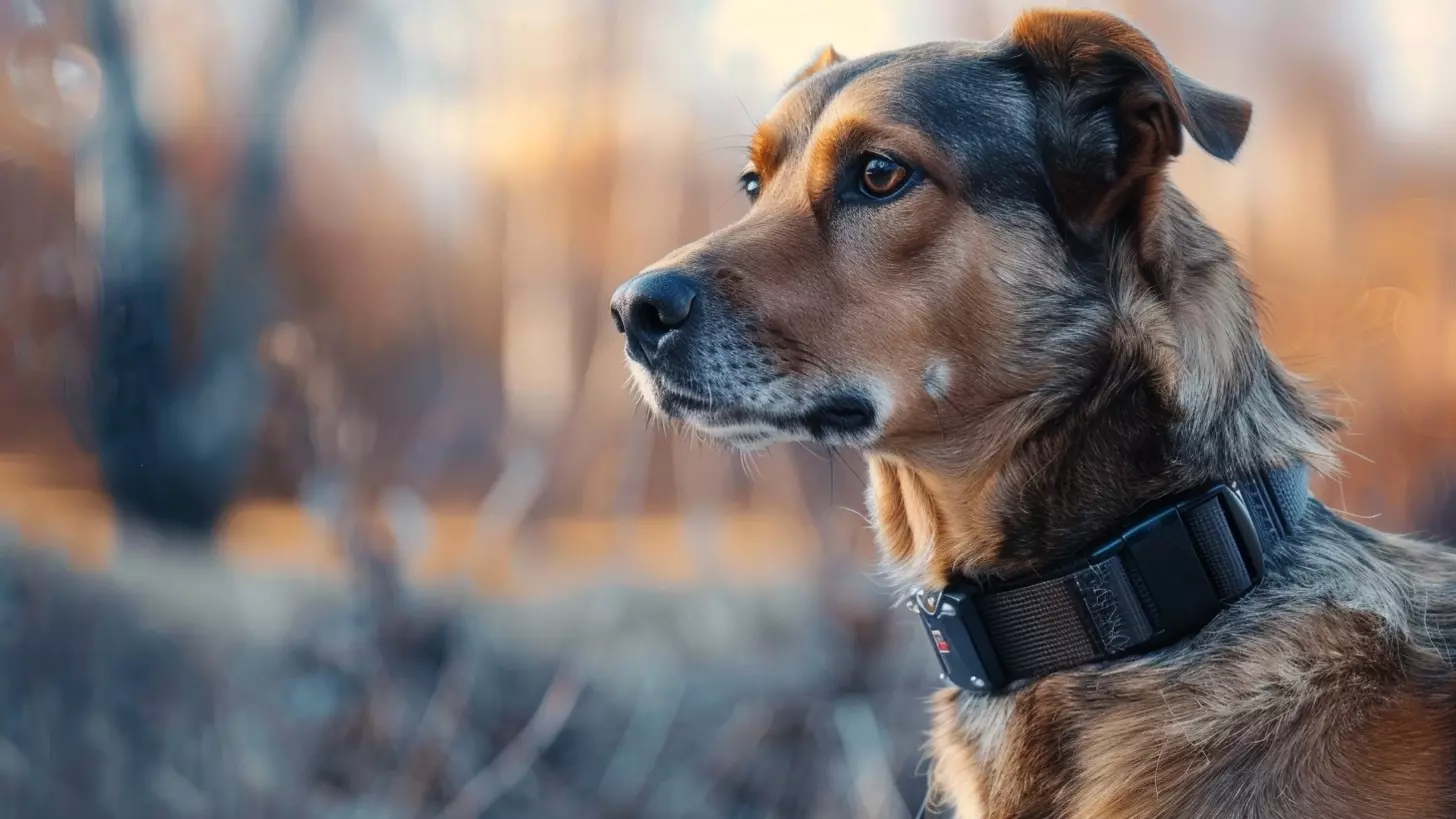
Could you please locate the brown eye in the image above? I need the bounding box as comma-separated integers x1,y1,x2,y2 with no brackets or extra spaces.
859,154,911,199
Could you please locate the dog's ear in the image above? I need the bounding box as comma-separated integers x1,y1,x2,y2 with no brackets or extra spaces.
1009,9,1251,234
786,45,845,88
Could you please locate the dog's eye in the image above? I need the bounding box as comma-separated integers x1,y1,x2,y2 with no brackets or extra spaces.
739,170,762,202
858,154,911,199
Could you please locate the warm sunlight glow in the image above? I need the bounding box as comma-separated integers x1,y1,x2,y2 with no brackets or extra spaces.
700,0,925,96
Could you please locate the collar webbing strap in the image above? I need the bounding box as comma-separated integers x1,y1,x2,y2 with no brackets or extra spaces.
914,465,1310,693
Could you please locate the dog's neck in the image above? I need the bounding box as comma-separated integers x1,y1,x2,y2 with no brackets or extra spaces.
869,185,1339,588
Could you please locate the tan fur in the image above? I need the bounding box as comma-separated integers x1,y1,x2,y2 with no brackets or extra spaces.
787,45,845,88
927,689,993,818
870,455,1007,588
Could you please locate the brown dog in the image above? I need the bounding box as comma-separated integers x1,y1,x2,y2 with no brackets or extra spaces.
611,9,1456,818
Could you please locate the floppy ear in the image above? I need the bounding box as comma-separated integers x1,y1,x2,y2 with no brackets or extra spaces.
1009,10,1252,234
786,45,845,88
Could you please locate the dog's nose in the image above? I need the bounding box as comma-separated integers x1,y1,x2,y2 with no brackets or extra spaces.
610,271,698,363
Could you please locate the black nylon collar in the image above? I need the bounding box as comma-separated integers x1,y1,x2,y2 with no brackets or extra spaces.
912,464,1310,693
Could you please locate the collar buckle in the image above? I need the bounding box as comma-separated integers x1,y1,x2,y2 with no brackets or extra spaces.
912,585,1007,692
1117,483,1259,636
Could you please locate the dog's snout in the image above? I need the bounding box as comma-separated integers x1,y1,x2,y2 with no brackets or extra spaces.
610,271,698,364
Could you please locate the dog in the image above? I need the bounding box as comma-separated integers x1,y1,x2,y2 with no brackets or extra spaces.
611,9,1456,818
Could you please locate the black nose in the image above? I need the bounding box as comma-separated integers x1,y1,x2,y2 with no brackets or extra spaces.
610,271,698,364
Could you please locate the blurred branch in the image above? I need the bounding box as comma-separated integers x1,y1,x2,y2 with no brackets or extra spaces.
599,668,684,806
84,0,316,538
832,698,913,819
386,637,479,812
470,445,549,554
435,669,583,819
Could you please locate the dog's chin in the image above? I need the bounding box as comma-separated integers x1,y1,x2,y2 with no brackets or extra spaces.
635,374,883,451
687,408,881,451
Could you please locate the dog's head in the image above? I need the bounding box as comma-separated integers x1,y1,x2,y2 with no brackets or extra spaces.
613,10,1250,463
611,10,1292,579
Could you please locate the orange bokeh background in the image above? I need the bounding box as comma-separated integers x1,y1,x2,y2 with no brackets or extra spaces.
0,0,1452,589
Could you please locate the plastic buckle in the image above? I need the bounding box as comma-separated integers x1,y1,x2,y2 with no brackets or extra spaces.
912,586,1007,693
1119,484,1265,636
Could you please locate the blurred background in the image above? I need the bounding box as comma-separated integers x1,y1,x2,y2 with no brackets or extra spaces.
0,0,1452,816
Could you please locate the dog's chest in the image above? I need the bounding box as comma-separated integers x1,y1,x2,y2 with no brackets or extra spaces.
926,646,1456,819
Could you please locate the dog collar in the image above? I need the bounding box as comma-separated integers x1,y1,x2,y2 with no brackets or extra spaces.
912,464,1310,693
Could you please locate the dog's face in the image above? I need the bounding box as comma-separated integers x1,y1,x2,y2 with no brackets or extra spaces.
612,11,1250,473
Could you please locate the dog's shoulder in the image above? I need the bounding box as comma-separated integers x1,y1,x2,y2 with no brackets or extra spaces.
930,510,1456,819
1288,505,1456,677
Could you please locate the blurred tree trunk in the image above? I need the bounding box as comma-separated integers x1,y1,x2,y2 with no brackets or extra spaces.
85,0,313,542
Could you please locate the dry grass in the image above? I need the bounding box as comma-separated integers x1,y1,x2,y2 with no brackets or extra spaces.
0,533,938,819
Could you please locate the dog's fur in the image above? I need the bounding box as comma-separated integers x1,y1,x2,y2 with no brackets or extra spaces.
615,9,1456,817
